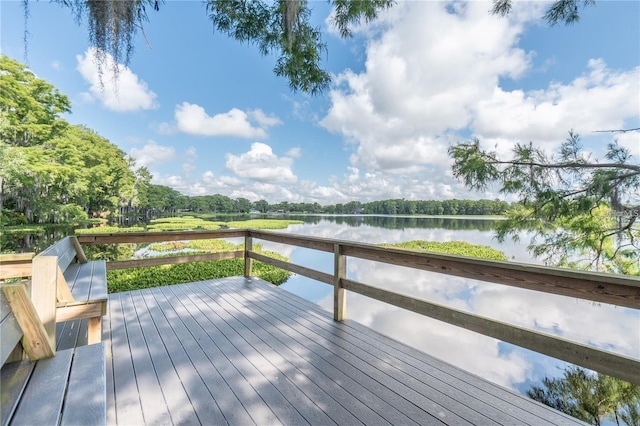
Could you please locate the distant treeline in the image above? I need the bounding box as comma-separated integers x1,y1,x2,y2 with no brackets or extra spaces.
127,186,512,217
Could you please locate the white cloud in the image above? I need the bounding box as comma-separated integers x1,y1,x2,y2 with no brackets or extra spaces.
168,103,280,138
76,48,158,112
474,60,640,147
129,141,175,168
225,142,297,183
286,147,302,158
321,1,639,193
617,131,640,158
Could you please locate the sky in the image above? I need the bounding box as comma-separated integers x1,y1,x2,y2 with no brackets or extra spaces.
1,0,639,205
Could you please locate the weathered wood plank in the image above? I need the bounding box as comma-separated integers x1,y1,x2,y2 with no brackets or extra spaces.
56,302,105,322
39,237,76,272
1,292,24,365
129,291,203,424
341,243,640,309
56,265,74,303
30,256,58,348
106,251,243,270
108,292,145,425
0,263,32,280
157,285,285,424
77,229,247,245
70,236,88,264
0,361,34,426
8,349,73,425
0,253,35,263
343,278,640,386
102,278,589,426
2,283,55,360
250,229,335,253
118,291,172,424
334,243,347,321
88,260,108,302
60,343,106,426
218,278,480,425
246,278,587,425
195,279,420,425
178,282,345,426
147,286,260,425
249,251,333,284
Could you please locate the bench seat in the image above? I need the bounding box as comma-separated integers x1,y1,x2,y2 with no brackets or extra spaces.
1,342,106,426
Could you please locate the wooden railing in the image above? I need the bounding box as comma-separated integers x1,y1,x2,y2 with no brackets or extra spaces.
77,229,640,385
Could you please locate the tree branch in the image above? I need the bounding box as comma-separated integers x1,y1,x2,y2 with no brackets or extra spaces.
492,160,640,173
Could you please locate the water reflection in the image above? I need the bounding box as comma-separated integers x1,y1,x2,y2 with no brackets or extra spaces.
273,217,640,394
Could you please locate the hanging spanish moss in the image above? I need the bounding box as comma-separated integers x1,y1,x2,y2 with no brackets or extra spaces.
45,0,160,83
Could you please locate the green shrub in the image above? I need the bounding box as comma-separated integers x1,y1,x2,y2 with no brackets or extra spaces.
380,240,508,260
75,226,145,234
226,219,303,229
107,245,291,292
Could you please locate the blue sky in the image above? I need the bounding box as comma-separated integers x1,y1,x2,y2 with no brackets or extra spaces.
1,0,638,204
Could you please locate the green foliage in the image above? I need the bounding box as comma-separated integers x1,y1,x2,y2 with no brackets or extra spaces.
449,133,640,274
491,0,595,25
1,56,138,225
75,226,145,234
107,244,291,292
83,243,136,262
146,216,222,231
226,219,303,229
1,224,46,235
31,1,392,95
381,240,508,261
528,366,640,425
147,239,238,253
0,55,71,146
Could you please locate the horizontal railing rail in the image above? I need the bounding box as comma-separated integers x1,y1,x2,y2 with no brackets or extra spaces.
77,228,640,385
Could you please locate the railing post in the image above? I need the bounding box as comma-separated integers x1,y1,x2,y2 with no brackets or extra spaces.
334,243,346,321
244,232,253,277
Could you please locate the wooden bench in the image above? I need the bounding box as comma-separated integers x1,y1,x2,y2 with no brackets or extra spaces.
0,247,107,425
39,236,108,344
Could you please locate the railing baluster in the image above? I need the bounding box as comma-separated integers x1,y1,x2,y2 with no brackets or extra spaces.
245,233,253,277
334,243,346,321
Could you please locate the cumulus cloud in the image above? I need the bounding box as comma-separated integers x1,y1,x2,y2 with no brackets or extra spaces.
76,48,158,112
321,1,639,184
474,59,640,147
225,142,297,183
129,141,175,168
167,103,281,138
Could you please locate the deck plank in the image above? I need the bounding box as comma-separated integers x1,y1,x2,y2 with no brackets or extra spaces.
149,286,265,425
211,278,475,425
104,277,587,426
244,277,585,426
192,279,430,425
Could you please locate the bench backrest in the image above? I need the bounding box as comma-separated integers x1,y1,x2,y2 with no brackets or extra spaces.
39,237,85,272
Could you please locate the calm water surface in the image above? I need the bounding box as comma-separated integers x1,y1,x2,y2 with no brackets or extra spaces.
262,215,639,395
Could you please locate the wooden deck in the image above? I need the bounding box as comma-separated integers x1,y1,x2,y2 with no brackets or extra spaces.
103,276,585,425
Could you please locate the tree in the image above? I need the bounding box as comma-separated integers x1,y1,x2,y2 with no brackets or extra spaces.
528,366,640,425
0,55,71,146
35,0,393,95
448,132,640,275
491,0,596,25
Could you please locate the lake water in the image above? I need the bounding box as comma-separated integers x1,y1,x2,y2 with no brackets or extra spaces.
254,215,639,395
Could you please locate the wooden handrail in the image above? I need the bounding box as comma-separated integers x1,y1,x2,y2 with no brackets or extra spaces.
76,228,640,385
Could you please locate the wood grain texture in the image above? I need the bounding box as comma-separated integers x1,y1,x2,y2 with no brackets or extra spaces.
31,256,58,346
106,251,243,270
2,283,55,360
103,277,586,425
60,343,107,426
